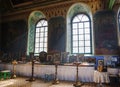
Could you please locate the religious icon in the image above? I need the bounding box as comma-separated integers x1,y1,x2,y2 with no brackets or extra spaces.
98,60,104,66
97,60,104,72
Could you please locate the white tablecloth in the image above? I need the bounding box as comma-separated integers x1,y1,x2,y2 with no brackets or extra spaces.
107,68,119,75
0,63,94,82
93,70,110,83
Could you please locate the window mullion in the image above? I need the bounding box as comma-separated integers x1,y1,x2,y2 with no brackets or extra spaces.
83,22,85,54
39,27,41,53
43,26,45,50
77,23,79,53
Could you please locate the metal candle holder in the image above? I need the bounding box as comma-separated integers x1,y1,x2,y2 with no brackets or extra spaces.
12,60,18,78
26,52,35,81
73,62,83,87
52,61,60,84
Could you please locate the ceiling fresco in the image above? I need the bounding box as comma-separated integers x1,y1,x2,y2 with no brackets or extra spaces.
0,0,68,14
0,0,120,14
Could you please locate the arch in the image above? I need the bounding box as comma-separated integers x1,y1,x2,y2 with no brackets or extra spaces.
27,11,46,55
66,3,94,54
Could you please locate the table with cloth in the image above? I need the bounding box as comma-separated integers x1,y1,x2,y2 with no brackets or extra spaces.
93,70,110,84
0,63,94,82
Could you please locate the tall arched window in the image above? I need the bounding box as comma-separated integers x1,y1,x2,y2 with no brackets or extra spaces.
71,13,92,54
66,3,93,55
34,19,48,55
27,11,46,55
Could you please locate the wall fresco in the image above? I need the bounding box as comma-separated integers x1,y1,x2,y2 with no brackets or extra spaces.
48,16,66,52
94,10,118,55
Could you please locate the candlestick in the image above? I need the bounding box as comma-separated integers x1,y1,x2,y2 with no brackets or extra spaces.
73,62,83,87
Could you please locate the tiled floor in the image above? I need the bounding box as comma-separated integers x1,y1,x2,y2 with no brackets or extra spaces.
0,77,119,87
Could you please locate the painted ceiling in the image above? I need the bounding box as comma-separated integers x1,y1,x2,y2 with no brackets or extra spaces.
0,0,120,14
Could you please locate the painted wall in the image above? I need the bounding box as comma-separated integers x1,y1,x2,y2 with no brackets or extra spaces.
1,11,120,60
48,16,66,52
94,10,119,55
0,23,1,51
0,1,120,62
0,14,1,51
1,20,27,60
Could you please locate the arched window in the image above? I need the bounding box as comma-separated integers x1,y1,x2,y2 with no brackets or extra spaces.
66,3,93,55
27,11,47,55
71,13,92,54
34,19,48,55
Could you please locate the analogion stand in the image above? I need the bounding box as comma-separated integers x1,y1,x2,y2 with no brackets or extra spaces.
73,62,83,87
52,61,60,84
26,52,35,82
12,60,18,78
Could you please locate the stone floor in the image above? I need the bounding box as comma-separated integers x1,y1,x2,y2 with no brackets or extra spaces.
0,77,119,87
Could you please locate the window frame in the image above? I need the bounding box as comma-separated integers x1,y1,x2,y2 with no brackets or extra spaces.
71,13,92,54
34,18,48,55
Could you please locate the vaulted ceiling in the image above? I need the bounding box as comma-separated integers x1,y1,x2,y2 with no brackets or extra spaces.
0,0,120,15
0,0,69,14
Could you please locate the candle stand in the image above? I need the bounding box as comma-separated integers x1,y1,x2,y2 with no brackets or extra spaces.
26,52,35,82
52,61,60,84
73,62,83,87
12,60,18,78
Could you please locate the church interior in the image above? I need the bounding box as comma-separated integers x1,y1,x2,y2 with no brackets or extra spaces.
0,0,120,87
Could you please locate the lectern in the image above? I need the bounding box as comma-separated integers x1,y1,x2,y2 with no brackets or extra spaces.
26,52,35,81
52,61,60,84
12,60,18,78
73,62,83,87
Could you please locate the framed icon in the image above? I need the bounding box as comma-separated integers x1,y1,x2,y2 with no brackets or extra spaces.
98,59,104,66
47,54,53,62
